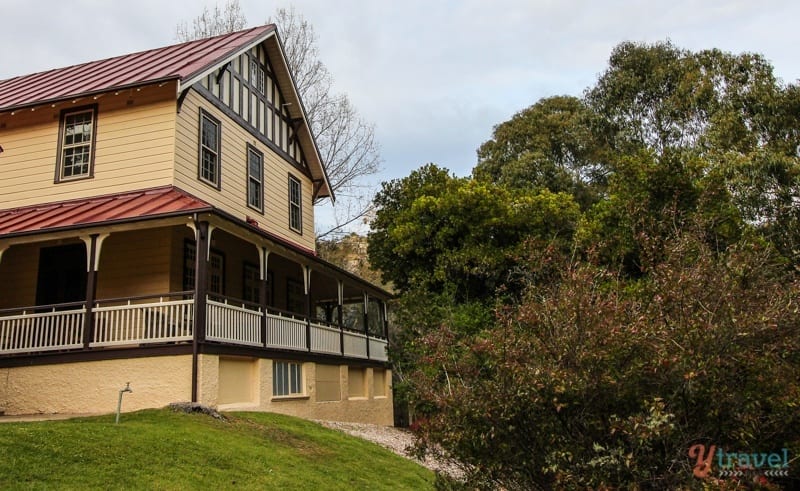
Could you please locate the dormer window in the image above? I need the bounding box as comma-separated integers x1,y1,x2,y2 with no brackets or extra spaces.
56,106,97,182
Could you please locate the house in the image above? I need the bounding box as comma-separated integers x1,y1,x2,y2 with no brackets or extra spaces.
0,25,393,425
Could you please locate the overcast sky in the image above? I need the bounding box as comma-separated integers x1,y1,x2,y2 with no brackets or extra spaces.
2,0,799,231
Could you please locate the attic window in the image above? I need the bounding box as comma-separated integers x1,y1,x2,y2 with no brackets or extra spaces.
56,106,97,182
251,60,265,95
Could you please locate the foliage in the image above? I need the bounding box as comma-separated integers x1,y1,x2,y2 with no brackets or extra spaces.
316,233,387,289
368,39,800,488
0,409,435,490
474,95,603,209
369,164,580,299
407,232,800,489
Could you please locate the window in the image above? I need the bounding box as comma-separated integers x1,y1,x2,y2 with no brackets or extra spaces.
243,264,272,305
243,263,259,304
57,106,97,181
183,241,225,295
199,111,221,188
286,278,305,315
288,175,303,233
250,59,265,94
273,361,303,396
246,145,264,212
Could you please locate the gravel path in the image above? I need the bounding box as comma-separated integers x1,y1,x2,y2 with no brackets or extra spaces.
317,420,463,479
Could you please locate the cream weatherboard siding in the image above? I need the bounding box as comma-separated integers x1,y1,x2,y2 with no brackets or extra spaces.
0,83,177,209
96,228,174,300
174,90,316,252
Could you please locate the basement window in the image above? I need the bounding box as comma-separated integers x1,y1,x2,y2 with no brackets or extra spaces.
273,361,304,397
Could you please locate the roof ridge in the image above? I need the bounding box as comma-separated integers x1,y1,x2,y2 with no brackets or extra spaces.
4,25,275,83
0,24,276,111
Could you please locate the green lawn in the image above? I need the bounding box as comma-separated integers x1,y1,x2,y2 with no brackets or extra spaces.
0,409,435,490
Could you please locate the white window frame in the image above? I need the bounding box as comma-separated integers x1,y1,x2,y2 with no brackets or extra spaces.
273,361,304,397
250,59,265,95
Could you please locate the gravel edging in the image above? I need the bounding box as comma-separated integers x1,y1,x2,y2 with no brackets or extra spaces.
316,420,463,479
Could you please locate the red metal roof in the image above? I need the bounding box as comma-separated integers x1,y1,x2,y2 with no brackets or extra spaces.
0,25,275,112
0,187,211,235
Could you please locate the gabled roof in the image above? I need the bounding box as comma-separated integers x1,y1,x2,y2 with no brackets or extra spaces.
0,25,275,112
0,25,333,200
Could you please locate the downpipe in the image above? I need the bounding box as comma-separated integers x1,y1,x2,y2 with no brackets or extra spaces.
115,382,132,424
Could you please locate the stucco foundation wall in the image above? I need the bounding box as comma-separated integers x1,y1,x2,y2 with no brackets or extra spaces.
0,355,192,416
200,355,393,426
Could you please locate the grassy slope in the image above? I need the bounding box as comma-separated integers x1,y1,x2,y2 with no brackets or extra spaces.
0,409,434,490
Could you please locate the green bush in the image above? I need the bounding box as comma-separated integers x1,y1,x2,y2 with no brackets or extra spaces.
407,234,800,489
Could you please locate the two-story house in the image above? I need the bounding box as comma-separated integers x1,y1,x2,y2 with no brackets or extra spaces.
0,25,393,425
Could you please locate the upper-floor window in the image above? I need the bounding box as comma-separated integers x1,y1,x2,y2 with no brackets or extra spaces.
250,60,265,95
247,144,264,212
199,110,221,188
288,175,302,233
56,106,97,182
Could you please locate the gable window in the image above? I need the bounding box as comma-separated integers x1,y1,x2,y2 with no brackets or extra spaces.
273,361,303,397
199,110,221,188
57,106,97,181
288,175,303,233
250,59,265,95
247,144,264,212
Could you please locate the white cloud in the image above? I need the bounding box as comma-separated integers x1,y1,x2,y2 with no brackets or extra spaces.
2,0,798,189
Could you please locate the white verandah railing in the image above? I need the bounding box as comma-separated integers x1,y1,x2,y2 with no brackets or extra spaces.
0,293,388,361
92,295,194,347
265,308,307,351
0,303,85,354
207,298,261,346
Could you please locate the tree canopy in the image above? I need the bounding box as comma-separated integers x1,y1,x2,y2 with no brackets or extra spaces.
368,40,800,489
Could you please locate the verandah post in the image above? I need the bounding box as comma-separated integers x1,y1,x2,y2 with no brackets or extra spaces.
304,265,311,352
363,293,370,359
191,220,210,403
338,280,344,356
260,247,269,348
82,234,99,349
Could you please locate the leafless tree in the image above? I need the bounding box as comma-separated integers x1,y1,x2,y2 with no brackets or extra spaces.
176,3,382,240
175,0,246,41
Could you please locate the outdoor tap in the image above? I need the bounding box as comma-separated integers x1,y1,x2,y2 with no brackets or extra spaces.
116,382,133,424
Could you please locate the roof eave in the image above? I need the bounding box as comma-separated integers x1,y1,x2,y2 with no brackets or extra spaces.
266,30,335,202
0,77,180,114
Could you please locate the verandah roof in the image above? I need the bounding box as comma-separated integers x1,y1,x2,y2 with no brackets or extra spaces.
0,185,391,299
